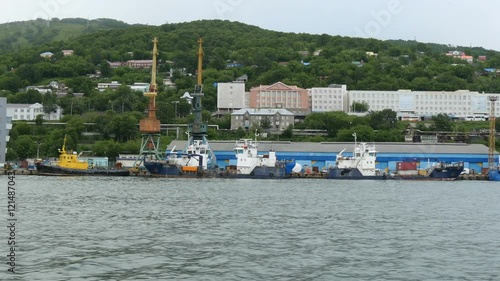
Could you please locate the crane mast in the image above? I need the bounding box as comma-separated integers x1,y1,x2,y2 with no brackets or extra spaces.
135,37,162,166
188,38,208,141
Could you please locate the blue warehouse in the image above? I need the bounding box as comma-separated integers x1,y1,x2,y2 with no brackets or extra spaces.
166,141,497,175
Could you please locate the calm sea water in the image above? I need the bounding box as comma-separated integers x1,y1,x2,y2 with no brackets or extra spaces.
2,176,500,280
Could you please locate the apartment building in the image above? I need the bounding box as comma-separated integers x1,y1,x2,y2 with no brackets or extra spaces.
310,84,348,113
217,82,247,113
348,90,500,118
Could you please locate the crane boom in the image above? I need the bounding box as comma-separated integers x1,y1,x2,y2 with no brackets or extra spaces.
139,37,161,133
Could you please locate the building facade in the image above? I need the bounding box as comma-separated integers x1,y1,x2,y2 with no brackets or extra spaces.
310,84,348,113
217,82,247,113
231,108,294,132
7,103,63,121
249,82,310,114
0,98,12,164
348,90,500,118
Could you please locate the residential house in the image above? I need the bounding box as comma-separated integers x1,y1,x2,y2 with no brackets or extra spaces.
231,108,294,132
40,52,54,58
62,50,74,56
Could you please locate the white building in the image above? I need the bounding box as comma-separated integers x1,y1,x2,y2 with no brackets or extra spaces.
97,81,122,92
310,84,348,112
348,90,500,118
7,103,63,121
130,83,149,93
217,82,247,113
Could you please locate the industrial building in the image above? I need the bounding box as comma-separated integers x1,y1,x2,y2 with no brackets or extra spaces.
166,140,496,175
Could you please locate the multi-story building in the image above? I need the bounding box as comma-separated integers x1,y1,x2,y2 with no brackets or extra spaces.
7,103,63,121
126,60,153,69
310,84,348,113
97,81,122,92
249,82,310,114
217,82,247,113
0,98,12,164
231,108,294,132
348,90,500,118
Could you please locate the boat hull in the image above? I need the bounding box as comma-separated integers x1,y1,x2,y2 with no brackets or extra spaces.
36,163,130,176
218,166,287,179
389,165,463,180
488,169,500,181
325,168,387,180
144,161,215,178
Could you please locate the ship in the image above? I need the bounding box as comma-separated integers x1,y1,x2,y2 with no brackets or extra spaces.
144,38,217,178
388,160,464,181
325,135,387,180
217,136,297,179
325,133,463,180
35,135,130,176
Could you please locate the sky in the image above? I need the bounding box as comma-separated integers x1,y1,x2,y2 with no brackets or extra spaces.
2,0,500,51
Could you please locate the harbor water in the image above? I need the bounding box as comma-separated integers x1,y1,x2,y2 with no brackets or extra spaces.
2,176,500,280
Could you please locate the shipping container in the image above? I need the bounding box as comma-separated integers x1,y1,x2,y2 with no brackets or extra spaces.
397,162,417,171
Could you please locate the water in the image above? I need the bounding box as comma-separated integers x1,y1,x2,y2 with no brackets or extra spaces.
2,176,500,280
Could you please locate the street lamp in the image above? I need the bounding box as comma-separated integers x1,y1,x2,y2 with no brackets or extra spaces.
70,102,74,115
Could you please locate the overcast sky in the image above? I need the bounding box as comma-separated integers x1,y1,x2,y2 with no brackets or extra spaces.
2,0,500,51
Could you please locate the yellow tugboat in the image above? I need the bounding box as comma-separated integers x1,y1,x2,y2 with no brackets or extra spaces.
36,135,129,176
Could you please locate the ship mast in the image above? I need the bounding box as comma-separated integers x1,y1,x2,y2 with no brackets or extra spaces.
135,37,162,165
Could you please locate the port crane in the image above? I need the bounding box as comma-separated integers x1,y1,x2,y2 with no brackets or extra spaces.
135,37,162,166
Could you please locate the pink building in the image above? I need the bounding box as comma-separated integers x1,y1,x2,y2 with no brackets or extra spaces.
249,82,310,114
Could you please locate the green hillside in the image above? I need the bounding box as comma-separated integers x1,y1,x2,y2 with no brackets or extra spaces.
0,18,133,54
2,19,500,160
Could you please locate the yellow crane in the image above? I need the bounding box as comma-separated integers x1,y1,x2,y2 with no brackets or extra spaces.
135,37,162,166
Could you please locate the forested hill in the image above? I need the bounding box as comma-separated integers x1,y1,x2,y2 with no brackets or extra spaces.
0,18,134,54
1,18,500,99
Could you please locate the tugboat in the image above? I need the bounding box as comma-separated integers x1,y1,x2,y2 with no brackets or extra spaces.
144,38,217,178
325,133,387,180
218,132,297,179
36,135,130,176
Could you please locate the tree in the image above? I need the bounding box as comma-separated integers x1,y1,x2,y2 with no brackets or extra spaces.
281,124,294,139
351,101,369,113
260,116,272,131
369,109,398,130
99,60,112,77
432,113,453,131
